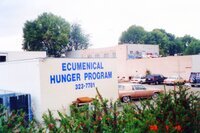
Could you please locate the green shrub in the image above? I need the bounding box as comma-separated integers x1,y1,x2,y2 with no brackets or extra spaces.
0,105,41,132
41,86,200,133
0,85,199,133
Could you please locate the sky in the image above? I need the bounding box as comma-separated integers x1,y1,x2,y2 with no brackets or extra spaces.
0,0,200,51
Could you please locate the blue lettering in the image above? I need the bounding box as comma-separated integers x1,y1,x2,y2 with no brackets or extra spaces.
56,75,61,83
67,63,71,71
50,73,81,84
82,62,86,70
61,74,66,82
87,62,91,69
97,72,101,79
72,73,76,81
84,73,88,80
76,73,81,81
72,63,76,70
77,63,82,70
84,71,112,80
92,72,97,79
106,72,112,78
62,62,104,71
101,72,104,78
97,62,104,69
62,63,66,71
50,75,56,84
93,62,97,70
67,74,71,82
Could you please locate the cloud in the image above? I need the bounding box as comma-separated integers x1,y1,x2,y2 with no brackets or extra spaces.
0,0,200,50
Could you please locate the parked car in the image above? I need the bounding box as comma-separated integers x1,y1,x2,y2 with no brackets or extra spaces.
130,75,146,84
118,83,164,102
145,74,166,85
189,72,200,87
164,76,185,85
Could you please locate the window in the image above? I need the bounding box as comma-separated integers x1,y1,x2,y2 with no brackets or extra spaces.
189,72,200,83
95,54,100,58
112,52,116,58
118,85,125,90
87,55,92,58
0,56,6,62
134,85,146,90
82,54,87,58
132,86,135,90
104,53,109,58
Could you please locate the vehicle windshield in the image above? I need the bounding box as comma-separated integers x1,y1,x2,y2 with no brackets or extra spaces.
146,75,152,78
118,85,125,90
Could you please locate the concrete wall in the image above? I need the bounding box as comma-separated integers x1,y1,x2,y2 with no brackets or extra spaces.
115,45,128,77
192,55,200,72
127,44,159,53
126,44,159,59
0,59,42,120
66,44,159,59
66,46,117,58
66,45,194,80
124,56,192,79
39,58,118,116
0,58,118,121
0,51,46,62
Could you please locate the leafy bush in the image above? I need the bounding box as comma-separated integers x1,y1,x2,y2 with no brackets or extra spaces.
0,85,199,132
0,105,42,132
42,86,200,133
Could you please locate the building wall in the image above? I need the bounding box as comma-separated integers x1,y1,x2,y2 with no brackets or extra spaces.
126,44,159,59
0,59,42,120
115,45,128,77
192,55,200,72
0,58,118,121
124,56,192,79
66,46,118,58
39,58,118,116
66,44,159,78
66,44,159,59
0,51,46,62
127,44,159,53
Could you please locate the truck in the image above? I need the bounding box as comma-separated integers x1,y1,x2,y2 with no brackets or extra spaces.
189,72,200,87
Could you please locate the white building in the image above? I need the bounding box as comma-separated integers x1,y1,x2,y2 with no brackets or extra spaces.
66,44,159,59
0,51,46,62
0,47,199,121
192,55,200,72
66,44,199,80
0,51,118,121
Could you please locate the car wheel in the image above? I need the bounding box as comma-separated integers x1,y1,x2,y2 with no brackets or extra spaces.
152,93,159,100
191,85,195,87
155,81,159,85
122,96,131,103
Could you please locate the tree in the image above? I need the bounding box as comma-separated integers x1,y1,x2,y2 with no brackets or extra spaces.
184,40,200,55
119,25,200,56
119,25,147,44
68,23,90,51
22,12,70,57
